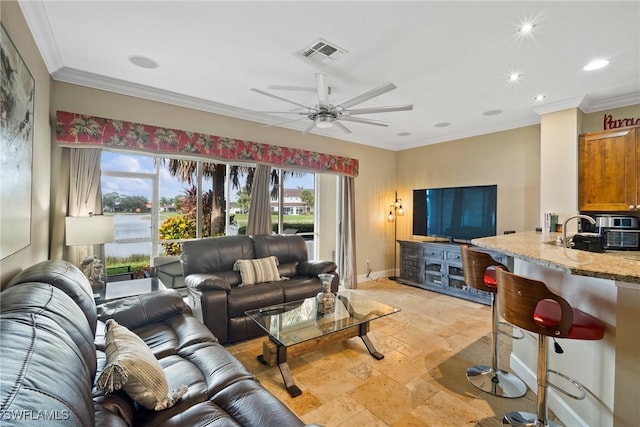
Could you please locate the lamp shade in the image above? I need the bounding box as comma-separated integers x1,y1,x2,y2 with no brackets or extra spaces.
65,216,115,246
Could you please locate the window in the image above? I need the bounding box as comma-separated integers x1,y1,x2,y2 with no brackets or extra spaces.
270,168,316,256
101,151,325,276
101,152,159,279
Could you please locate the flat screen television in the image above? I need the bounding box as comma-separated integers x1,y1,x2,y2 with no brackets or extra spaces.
413,185,497,242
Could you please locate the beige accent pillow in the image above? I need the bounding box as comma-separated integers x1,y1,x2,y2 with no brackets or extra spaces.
234,256,280,286
97,319,187,411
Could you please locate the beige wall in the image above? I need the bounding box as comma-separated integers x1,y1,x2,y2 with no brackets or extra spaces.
396,125,542,241
0,1,52,286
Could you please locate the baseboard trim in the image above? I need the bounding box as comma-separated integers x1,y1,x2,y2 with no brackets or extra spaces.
357,269,393,283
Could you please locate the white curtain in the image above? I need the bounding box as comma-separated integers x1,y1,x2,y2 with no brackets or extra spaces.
246,164,272,235
50,148,103,264
338,176,357,289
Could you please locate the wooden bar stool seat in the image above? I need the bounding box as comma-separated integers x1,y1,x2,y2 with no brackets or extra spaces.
460,245,527,398
496,269,605,427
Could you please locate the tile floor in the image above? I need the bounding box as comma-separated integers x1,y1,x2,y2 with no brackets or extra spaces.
226,279,560,427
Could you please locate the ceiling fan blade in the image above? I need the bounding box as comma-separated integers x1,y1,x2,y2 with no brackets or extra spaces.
250,88,313,110
256,111,308,115
302,121,317,134
267,84,315,92
341,116,391,127
316,73,330,107
267,84,332,94
333,121,352,134
345,105,414,115
261,116,310,128
337,82,397,109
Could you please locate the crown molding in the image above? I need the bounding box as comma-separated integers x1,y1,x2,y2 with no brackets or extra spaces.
52,67,270,123
18,0,63,73
532,92,640,117
580,91,640,113
532,96,587,116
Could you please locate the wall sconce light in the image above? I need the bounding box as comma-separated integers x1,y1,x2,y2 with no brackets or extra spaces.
388,191,404,280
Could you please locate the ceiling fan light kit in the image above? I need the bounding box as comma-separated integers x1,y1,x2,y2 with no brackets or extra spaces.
252,73,413,134
314,114,335,128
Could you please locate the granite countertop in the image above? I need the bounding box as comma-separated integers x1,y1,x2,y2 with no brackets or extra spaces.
471,231,640,285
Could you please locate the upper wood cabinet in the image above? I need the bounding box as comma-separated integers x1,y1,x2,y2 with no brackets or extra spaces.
578,127,639,212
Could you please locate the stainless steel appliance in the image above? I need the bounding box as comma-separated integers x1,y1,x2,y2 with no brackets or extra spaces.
605,229,640,249
594,215,640,229
582,215,640,250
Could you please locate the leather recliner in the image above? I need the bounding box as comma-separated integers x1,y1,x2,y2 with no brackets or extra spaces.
0,260,306,426
182,234,339,344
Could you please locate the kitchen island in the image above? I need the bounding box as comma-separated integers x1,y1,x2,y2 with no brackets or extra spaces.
472,231,639,427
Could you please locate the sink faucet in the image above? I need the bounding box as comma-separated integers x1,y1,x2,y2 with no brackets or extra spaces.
562,215,596,248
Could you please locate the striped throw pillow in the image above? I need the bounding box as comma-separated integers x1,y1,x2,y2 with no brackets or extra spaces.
234,256,280,286
97,319,187,410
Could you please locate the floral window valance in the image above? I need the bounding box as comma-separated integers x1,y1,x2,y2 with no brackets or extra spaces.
55,110,359,177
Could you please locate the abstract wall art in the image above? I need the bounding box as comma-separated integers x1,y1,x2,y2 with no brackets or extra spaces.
1,23,35,259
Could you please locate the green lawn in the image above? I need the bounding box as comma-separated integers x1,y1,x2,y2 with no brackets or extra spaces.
233,214,313,227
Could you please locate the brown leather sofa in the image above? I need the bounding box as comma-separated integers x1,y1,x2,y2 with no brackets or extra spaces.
0,260,305,426
182,234,339,344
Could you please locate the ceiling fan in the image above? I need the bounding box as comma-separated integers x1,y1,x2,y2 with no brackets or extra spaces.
250,73,413,134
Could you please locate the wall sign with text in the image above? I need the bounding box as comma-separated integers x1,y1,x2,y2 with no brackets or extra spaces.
603,114,640,130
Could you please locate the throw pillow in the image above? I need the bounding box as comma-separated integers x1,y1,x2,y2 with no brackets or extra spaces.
234,256,280,286
97,319,187,411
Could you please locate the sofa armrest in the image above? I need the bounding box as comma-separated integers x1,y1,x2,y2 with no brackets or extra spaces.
96,289,187,330
185,274,231,292
296,260,337,276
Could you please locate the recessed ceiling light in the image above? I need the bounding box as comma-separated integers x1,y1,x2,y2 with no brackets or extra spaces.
509,73,521,82
434,122,450,128
483,109,503,116
397,132,411,136
534,94,546,101
583,59,609,71
520,23,535,33
128,55,159,69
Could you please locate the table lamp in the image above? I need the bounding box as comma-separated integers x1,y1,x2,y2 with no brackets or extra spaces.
65,215,115,293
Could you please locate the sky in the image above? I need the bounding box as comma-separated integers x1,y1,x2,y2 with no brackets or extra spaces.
101,151,314,200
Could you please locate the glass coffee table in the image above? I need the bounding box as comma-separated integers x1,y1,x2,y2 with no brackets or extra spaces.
96,277,166,304
246,290,400,397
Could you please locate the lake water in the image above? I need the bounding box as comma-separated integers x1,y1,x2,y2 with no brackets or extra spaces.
105,215,153,258
105,214,241,259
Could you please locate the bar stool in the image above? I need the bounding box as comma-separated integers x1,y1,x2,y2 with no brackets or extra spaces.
460,245,527,398
496,269,605,427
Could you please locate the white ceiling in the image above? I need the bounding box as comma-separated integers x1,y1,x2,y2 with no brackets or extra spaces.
20,1,640,151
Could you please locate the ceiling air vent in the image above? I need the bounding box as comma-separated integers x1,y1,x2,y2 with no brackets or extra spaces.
298,38,347,64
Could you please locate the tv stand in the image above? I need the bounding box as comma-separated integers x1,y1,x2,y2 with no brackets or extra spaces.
397,240,511,305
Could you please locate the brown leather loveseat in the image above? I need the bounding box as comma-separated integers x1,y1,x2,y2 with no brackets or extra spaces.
0,260,305,426
182,234,339,344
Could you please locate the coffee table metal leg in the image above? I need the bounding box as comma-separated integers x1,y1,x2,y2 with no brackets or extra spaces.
278,361,302,397
257,342,302,397
277,343,301,397
359,322,384,360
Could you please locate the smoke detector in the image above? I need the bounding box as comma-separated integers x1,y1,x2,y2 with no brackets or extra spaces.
298,38,347,64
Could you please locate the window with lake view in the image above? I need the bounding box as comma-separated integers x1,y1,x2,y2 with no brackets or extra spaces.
100,151,316,279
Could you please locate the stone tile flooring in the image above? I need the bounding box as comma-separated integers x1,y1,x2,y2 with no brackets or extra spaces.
226,279,560,426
